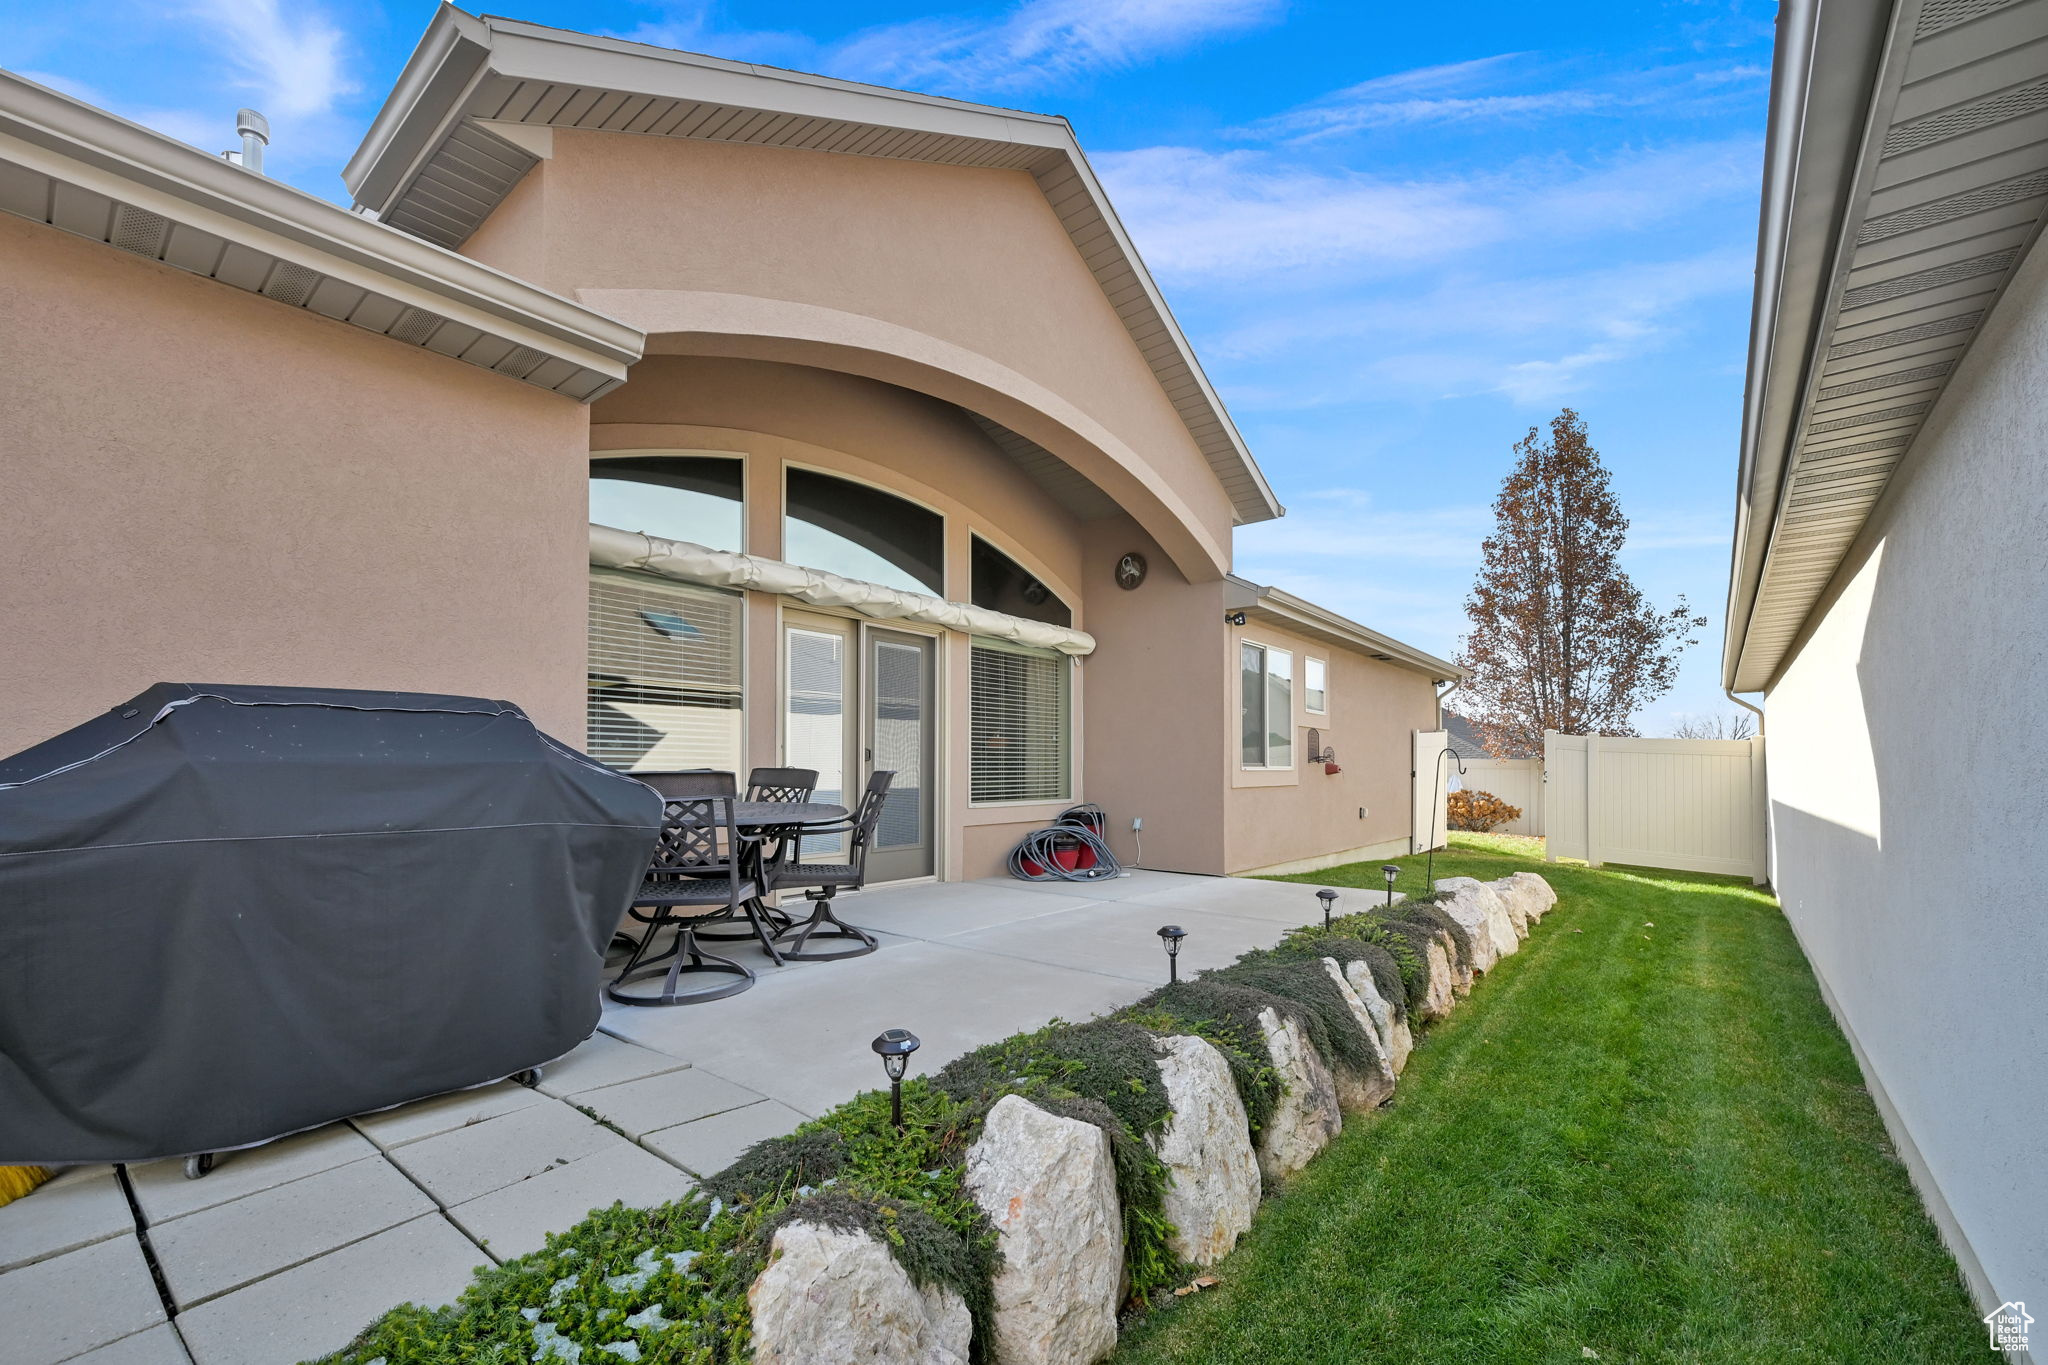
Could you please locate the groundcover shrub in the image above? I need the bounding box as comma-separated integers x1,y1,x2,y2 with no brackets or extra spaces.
317,894,1483,1365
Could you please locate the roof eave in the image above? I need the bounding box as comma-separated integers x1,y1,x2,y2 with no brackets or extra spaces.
1225,577,1466,680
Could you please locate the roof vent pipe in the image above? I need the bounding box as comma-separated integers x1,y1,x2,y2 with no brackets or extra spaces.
233,108,269,174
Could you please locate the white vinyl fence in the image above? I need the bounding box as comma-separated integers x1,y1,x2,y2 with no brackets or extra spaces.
1412,729,1450,853
1544,731,1768,884
1450,757,1544,836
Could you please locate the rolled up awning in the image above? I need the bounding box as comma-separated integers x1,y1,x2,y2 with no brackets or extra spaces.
589,524,1096,656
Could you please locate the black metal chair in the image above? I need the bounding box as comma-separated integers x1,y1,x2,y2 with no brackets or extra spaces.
762,770,894,961
745,767,818,803
607,795,759,1005
637,770,738,798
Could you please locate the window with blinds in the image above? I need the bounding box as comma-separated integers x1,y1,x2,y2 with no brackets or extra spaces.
587,570,744,772
970,638,1070,804
1240,642,1294,769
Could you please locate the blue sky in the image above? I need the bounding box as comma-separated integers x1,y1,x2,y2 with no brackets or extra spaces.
2,0,1777,732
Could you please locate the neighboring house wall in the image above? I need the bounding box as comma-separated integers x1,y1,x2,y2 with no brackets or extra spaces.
0,213,592,756
456,131,1236,578
1765,236,2048,1313
1223,618,1437,875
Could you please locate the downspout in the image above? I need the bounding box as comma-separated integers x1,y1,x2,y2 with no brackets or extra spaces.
1725,688,1765,735
1434,678,1463,732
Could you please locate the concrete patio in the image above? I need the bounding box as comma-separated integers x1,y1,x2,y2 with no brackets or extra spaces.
2,870,1339,1365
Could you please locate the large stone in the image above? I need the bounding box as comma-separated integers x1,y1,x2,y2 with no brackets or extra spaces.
965,1094,1122,1365
749,1220,972,1365
1417,938,1458,1020
1504,871,1558,923
1253,1007,1343,1181
1319,960,1395,1112
1340,960,1413,1075
1150,1036,1259,1267
1436,877,1517,966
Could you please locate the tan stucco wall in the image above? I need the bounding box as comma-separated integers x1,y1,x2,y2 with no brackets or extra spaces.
592,355,1087,880
1078,518,1229,876
1222,619,1437,875
0,213,592,756
459,131,1234,578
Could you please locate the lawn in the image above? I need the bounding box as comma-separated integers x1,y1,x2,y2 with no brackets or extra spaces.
1111,833,1983,1365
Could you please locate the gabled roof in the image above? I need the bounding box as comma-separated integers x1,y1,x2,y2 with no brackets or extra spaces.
0,70,641,402
1224,577,1467,680
1727,0,2048,691
344,5,1282,527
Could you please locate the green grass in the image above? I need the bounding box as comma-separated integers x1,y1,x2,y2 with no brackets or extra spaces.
1111,834,1982,1365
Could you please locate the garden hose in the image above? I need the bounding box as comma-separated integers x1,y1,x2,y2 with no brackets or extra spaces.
1008,805,1123,881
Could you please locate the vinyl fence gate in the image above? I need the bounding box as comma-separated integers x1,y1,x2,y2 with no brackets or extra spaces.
1543,731,1768,884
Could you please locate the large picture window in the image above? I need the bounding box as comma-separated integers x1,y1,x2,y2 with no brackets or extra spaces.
1240,642,1294,769
784,468,943,594
587,571,744,772
589,454,744,553
971,639,1070,803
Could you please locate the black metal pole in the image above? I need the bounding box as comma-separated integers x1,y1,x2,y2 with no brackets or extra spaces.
890,1077,903,1131
1169,953,1178,985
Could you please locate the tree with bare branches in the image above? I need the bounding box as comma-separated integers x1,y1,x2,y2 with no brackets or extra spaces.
1456,408,1705,757
1670,713,1755,740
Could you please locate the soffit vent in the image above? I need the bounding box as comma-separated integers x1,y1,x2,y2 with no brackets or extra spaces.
1858,169,2048,242
1918,0,2029,36
1827,312,1981,357
1883,78,2048,156
495,343,547,377
388,305,446,345
108,204,168,258
1838,248,2018,309
1806,401,1930,434
261,260,319,306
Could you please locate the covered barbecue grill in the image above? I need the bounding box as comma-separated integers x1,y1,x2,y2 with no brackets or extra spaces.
0,684,662,1166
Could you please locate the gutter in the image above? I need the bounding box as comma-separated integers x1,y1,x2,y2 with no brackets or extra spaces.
1224,576,1466,680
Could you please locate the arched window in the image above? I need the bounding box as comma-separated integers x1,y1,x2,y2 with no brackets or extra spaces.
970,535,1070,627
784,468,943,595
589,454,744,553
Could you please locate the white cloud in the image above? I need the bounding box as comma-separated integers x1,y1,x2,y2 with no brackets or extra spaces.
1237,52,1768,144
188,0,354,119
832,0,1283,94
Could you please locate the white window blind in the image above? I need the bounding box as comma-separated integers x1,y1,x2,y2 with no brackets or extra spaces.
587,570,743,772
971,638,1070,803
1240,642,1293,769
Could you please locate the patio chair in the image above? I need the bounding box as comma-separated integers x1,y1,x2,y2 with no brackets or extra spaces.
607,795,759,1006
761,770,894,961
745,767,818,803
636,770,738,798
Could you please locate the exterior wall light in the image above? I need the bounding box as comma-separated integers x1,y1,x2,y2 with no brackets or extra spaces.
1316,888,1338,930
1382,864,1401,906
871,1028,921,1130
1157,924,1187,983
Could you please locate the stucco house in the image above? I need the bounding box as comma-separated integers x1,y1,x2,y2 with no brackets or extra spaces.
0,7,1461,885
1729,0,2048,1325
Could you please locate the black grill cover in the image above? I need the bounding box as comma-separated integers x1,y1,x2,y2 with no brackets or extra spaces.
0,684,662,1165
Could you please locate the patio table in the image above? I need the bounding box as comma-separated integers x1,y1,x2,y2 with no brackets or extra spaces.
654,798,848,965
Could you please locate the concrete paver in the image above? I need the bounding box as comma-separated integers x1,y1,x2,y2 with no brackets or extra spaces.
384,1100,618,1207
4,1233,165,1365
151,1153,436,1308
128,1126,378,1225
448,1141,697,1261
61,1326,193,1365
174,1215,483,1365
642,1100,809,1178
569,1066,764,1139
532,1031,690,1099
0,1165,132,1272
350,1080,545,1150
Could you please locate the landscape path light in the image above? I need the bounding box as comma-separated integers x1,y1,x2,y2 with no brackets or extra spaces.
1382,864,1402,906
871,1028,920,1131
1316,888,1338,930
1157,924,1187,984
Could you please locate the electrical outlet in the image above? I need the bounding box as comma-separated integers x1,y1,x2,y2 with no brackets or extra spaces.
1359,807,1369,819
1131,816,1145,831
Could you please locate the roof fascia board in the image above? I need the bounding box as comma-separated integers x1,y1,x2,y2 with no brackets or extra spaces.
1723,0,1900,689
0,71,641,373
1225,577,1466,680
343,4,494,208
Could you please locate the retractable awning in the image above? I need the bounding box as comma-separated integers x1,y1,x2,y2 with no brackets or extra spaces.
589,524,1096,656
